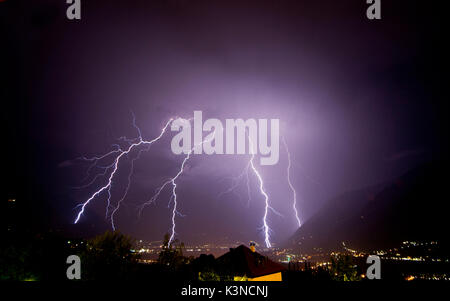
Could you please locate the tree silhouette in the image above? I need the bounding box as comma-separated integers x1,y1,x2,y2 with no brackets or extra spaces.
157,233,188,270
81,231,139,280
330,254,360,281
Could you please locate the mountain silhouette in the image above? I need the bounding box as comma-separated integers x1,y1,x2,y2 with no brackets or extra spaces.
288,160,449,253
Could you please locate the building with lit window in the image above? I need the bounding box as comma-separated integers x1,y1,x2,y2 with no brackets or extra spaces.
216,244,286,281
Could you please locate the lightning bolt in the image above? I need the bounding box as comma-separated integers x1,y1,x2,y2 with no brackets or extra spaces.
138,124,219,246
73,118,174,225
282,137,302,228
110,145,149,230
247,133,273,248
76,145,123,186
110,113,151,230
218,133,285,248
73,114,288,249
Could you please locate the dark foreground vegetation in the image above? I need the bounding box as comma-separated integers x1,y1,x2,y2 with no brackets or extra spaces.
2,230,448,282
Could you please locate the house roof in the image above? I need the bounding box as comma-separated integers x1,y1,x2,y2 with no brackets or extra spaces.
216,245,286,278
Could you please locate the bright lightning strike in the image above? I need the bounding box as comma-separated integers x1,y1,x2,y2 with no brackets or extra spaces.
282,137,302,228
138,124,219,246
218,133,285,248
110,145,149,230
247,134,272,248
74,114,287,249
74,118,174,225
219,159,283,218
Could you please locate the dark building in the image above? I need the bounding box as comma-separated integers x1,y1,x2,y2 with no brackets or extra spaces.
216,244,286,281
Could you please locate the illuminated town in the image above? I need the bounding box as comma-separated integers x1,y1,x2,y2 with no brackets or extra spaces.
126,238,450,281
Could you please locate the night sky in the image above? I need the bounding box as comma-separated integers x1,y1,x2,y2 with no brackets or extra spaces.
2,0,448,246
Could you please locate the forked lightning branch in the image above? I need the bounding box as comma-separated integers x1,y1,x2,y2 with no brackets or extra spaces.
73,111,301,248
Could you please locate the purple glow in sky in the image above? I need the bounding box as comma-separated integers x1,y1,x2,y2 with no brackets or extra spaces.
4,0,447,246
